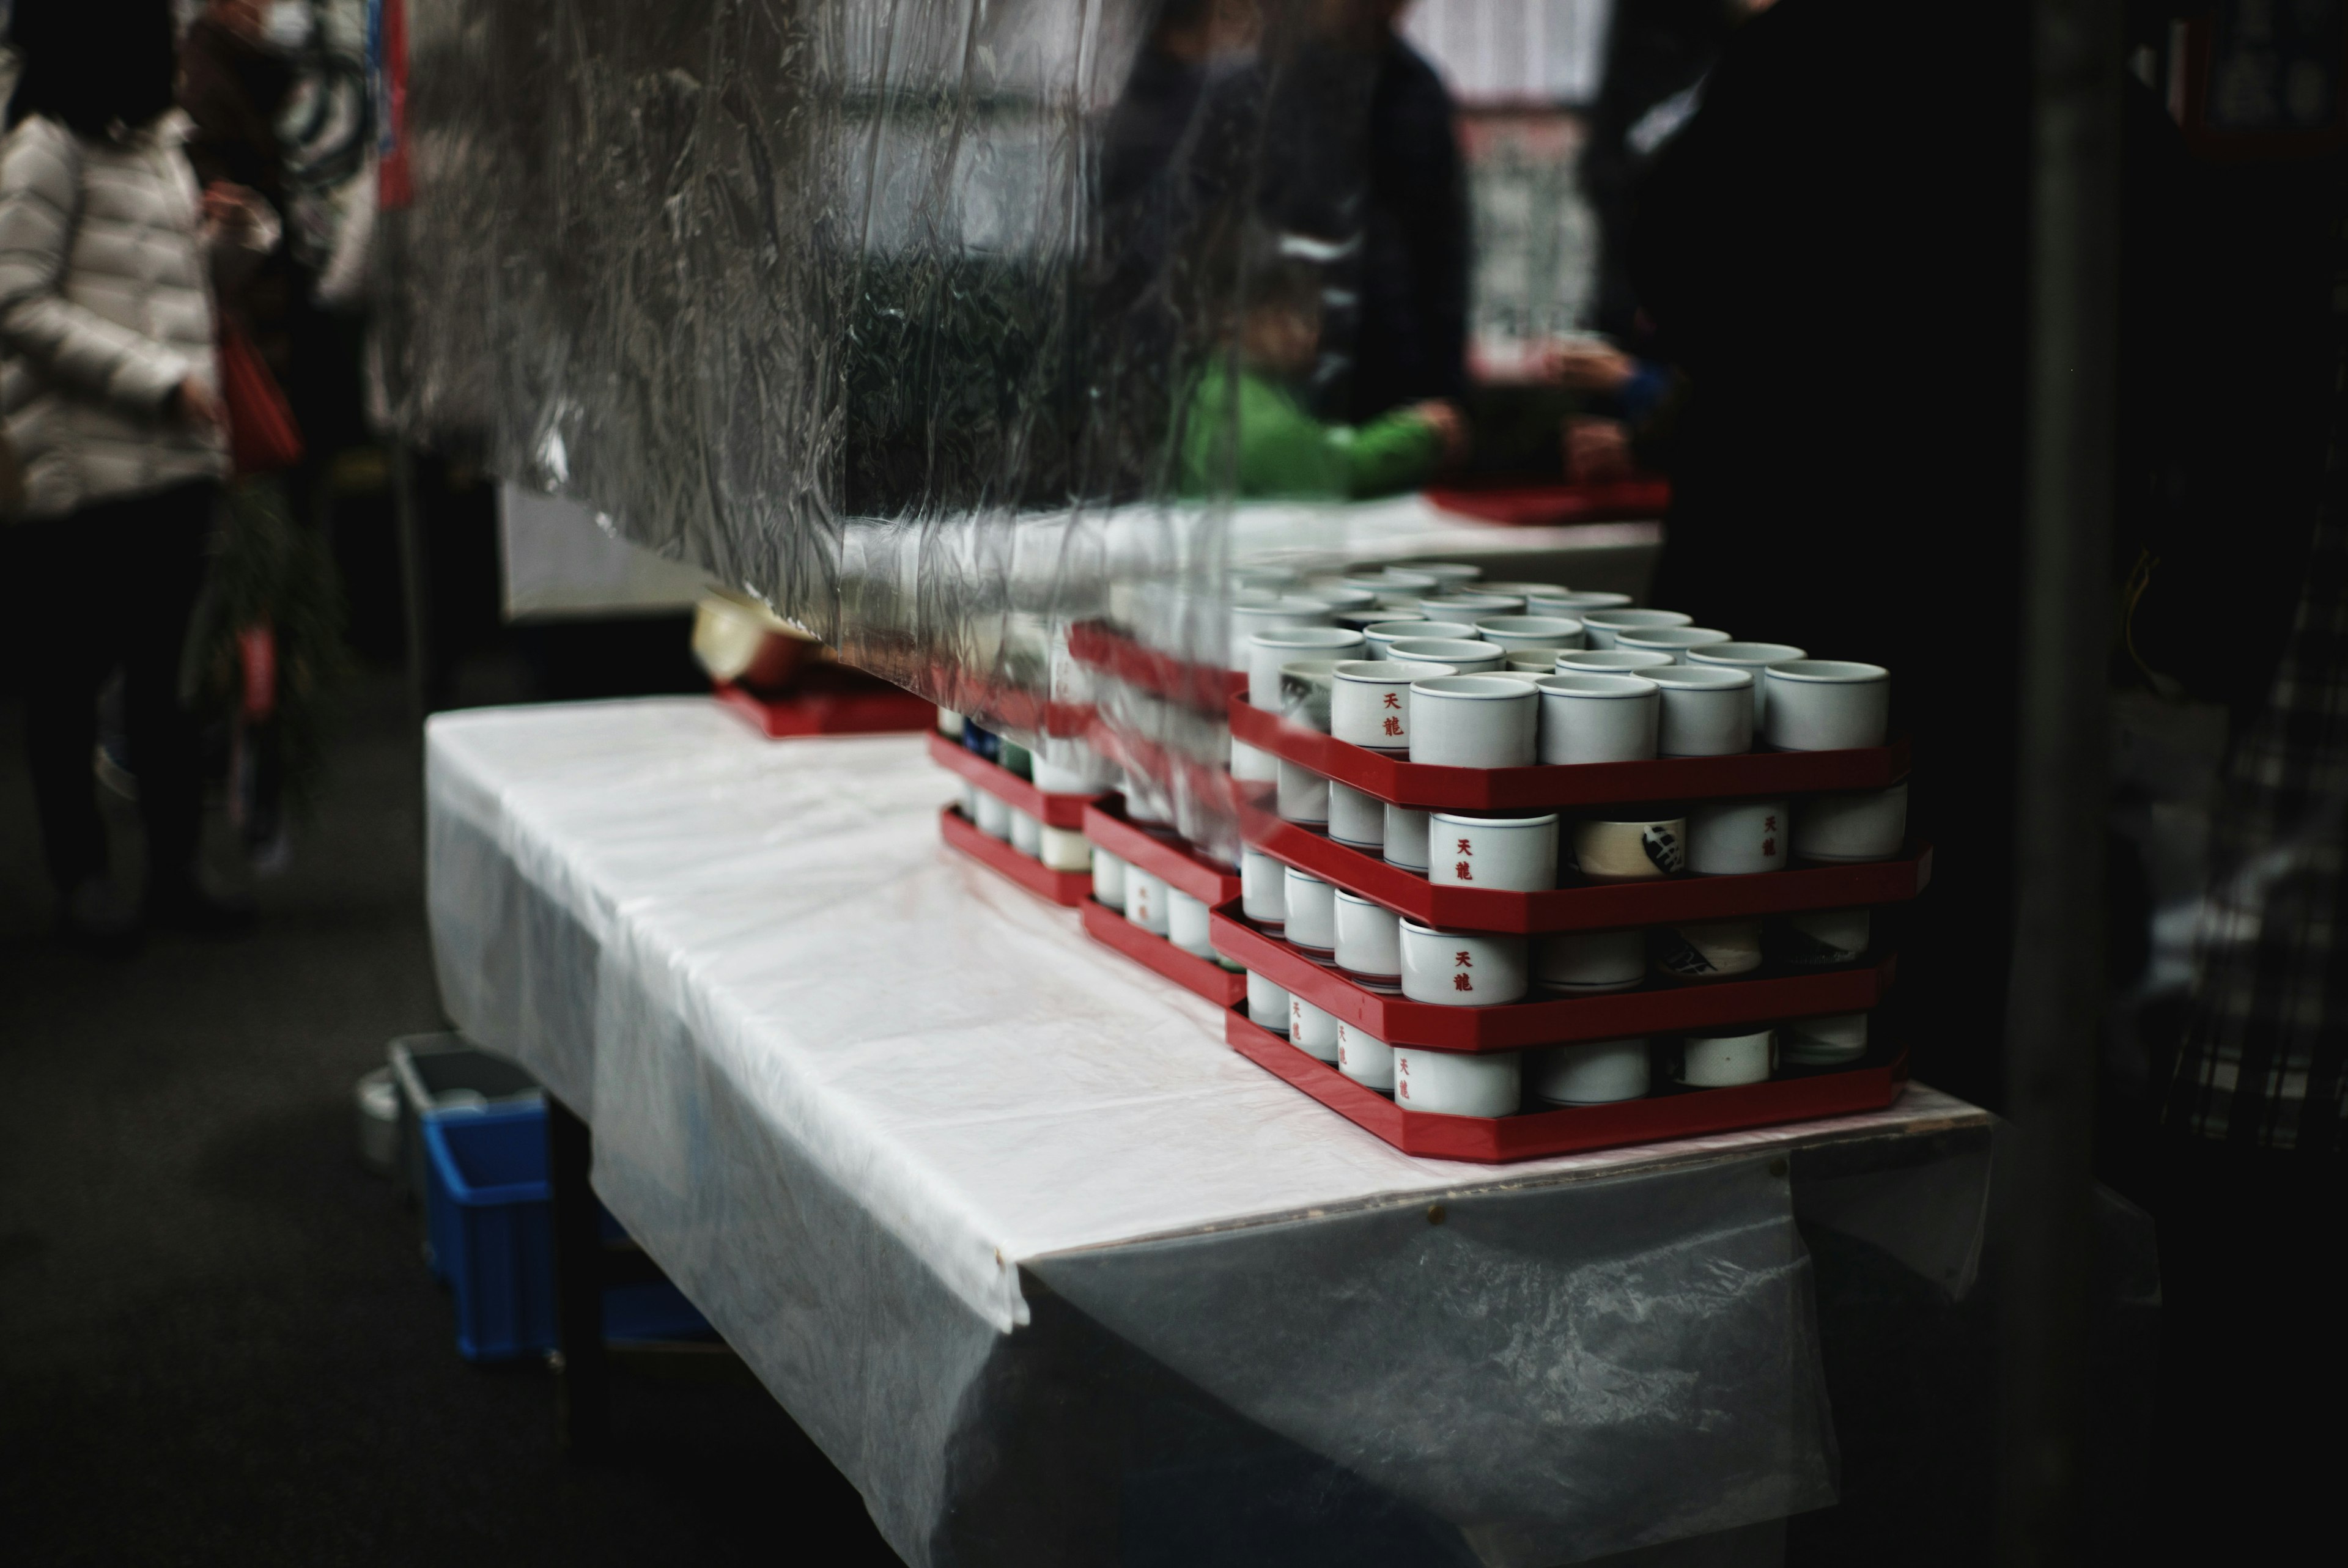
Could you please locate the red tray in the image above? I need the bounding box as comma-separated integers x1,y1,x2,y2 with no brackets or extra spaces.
939,807,1091,905
1226,1006,1908,1162
714,681,936,737
1230,700,1910,811
1083,800,1241,907
1425,479,1672,528
1211,901,1896,1050
928,731,1100,830
1082,898,1248,1005
1066,620,1238,712
1250,815,1932,933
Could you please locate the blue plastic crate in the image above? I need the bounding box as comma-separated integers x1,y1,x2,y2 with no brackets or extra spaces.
420,1105,712,1362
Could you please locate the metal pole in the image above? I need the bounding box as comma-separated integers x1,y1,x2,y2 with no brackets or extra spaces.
2000,0,2121,1560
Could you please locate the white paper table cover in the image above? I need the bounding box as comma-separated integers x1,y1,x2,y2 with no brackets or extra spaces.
424,698,1996,1566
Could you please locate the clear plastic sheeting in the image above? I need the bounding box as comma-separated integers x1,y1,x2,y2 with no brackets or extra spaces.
392,0,1582,859
422,701,2045,1566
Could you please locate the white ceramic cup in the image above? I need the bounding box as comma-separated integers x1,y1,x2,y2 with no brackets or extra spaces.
1387,638,1505,675
1240,847,1288,929
1247,970,1292,1032
1334,889,1403,988
1528,1038,1652,1105
1762,660,1891,750
1276,758,1330,825
1474,615,1588,653
1124,867,1170,934
1394,1047,1521,1117
1408,675,1538,767
1384,804,1431,870
1506,650,1562,671
1399,919,1529,1006
1276,658,1342,731
1038,823,1091,872
1581,608,1693,649
1793,782,1908,862
1230,737,1277,784
1780,907,1871,966
1784,1012,1869,1064
1686,797,1791,875
1526,589,1633,619
1010,808,1043,859
960,779,981,823
1092,847,1129,907
1556,647,1677,675
1686,642,1807,724
1228,597,1333,671
1616,626,1733,662
1328,781,1386,848
1362,567,1440,607
1537,929,1648,993
1167,889,1215,959
1428,811,1560,891
1477,581,1572,604
1653,919,1764,979
1535,673,1659,764
1572,816,1688,881
1248,627,1361,709
1647,664,1755,757
1290,996,1342,1062
1677,1028,1776,1088
1418,591,1524,620
1364,620,1475,659
1331,658,1449,751
1395,561,1483,589
1294,584,1380,615
974,790,1012,841
1282,866,1338,956
1121,776,1172,824
1336,1019,1397,1090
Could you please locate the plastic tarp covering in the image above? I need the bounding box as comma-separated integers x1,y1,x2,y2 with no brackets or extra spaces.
418,700,2083,1566
393,0,1588,862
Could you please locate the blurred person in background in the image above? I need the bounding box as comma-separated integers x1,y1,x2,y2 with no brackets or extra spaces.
1181,238,1463,498
1626,0,2030,1108
0,0,270,943
1343,0,1469,429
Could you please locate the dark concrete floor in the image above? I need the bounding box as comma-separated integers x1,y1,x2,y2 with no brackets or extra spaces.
0,674,899,1566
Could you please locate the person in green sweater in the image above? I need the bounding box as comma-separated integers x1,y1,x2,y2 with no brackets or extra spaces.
1178,249,1464,499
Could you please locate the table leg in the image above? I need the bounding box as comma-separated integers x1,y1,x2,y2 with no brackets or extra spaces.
548,1094,608,1456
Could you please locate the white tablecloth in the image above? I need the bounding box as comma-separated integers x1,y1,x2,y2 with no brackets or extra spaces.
425,699,2000,1567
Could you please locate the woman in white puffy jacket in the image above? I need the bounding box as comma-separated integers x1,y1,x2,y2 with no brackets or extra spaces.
1,0,267,941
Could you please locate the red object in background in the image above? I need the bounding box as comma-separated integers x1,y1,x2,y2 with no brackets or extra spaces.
1425,478,1671,528
1224,1005,1908,1163
937,806,1092,906
237,624,276,721
377,0,413,208
2177,10,2348,162
714,672,934,738
219,326,304,476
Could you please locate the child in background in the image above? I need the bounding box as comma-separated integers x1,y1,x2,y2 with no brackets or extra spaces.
1178,250,1463,499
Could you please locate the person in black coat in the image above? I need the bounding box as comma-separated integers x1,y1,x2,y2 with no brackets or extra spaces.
1344,4,1469,425
1629,0,2031,1108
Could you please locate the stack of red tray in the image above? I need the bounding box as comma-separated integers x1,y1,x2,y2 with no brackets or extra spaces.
931,731,1100,905
1217,696,1924,1161
1079,800,1246,1005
